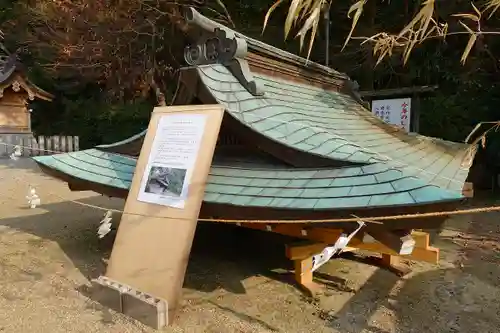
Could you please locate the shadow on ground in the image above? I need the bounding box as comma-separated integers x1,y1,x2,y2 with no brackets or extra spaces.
320,197,500,333
0,195,298,293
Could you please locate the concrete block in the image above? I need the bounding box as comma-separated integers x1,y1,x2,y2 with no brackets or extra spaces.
90,276,131,313
90,275,168,330
122,290,168,329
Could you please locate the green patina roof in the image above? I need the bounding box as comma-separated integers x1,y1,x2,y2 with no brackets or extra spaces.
31,8,474,211
197,64,471,193
33,149,462,210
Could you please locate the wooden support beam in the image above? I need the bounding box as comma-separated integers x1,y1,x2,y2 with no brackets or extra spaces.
243,223,344,244
293,256,321,297
284,230,439,264
378,254,411,277
283,229,439,296
286,241,327,260
411,231,430,248
351,239,439,264
240,222,439,267
365,228,415,255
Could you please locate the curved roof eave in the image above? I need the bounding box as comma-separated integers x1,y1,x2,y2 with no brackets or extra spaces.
32,148,465,211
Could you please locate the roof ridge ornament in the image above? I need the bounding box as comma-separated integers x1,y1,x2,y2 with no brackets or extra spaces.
184,27,247,66
184,8,264,96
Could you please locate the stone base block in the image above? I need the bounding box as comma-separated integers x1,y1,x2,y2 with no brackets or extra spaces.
122,290,168,329
91,275,168,330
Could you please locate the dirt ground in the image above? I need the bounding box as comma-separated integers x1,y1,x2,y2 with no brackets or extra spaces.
1,158,500,333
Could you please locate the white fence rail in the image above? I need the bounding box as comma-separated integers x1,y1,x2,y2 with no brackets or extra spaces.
0,134,80,157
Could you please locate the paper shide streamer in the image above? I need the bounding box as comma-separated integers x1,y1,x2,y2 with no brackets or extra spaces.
26,187,41,209
9,145,22,160
311,221,365,272
97,211,113,239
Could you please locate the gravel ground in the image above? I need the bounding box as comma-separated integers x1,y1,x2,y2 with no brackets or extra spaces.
1,158,500,332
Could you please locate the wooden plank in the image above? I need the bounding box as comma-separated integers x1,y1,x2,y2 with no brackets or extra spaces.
61,136,66,153
22,137,31,157
0,136,6,157
242,223,344,244
240,223,437,264
38,136,45,156
381,254,399,266
45,137,52,155
286,241,328,260
67,136,73,152
53,136,60,154
105,105,225,326
285,229,434,261
378,254,411,277
5,135,12,157
411,231,430,248
365,228,415,255
293,256,320,297
74,136,79,151
351,241,439,264
31,137,38,156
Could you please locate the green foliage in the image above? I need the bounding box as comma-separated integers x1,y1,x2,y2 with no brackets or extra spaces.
31,95,153,149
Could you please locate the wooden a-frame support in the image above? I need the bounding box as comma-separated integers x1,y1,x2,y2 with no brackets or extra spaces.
234,222,439,296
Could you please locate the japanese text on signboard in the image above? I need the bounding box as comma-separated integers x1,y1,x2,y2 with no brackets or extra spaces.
371,98,411,132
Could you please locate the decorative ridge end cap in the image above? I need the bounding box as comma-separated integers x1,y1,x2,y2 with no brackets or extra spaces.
184,7,348,81
184,28,248,66
184,9,264,96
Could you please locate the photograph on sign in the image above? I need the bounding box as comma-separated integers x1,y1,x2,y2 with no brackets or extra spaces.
371,98,411,132
144,166,187,197
137,113,207,208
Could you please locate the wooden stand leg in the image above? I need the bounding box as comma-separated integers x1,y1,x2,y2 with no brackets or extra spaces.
378,254,411,277
294,256,321,297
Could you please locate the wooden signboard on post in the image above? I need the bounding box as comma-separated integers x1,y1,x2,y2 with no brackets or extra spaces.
92,105,225,329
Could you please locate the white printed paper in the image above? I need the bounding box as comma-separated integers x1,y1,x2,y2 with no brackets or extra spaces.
137,113,207,209
371,98,411,132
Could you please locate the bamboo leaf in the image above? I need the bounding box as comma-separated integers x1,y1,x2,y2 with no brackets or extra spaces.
305,10,320,60
418,0,435,40
423,25,437,40
398,2,426,38
458,21,477,64
263,0,285,34
297,5,321,51
465,123,483,143
452,13,480,22
461,32,477,64
472,2,481,17
298,0,314,20
343,0,367,50
403,38,418,64
484,0,500,18
284,0,302,39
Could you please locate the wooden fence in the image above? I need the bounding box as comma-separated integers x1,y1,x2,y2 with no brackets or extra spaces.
0,134,79,157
